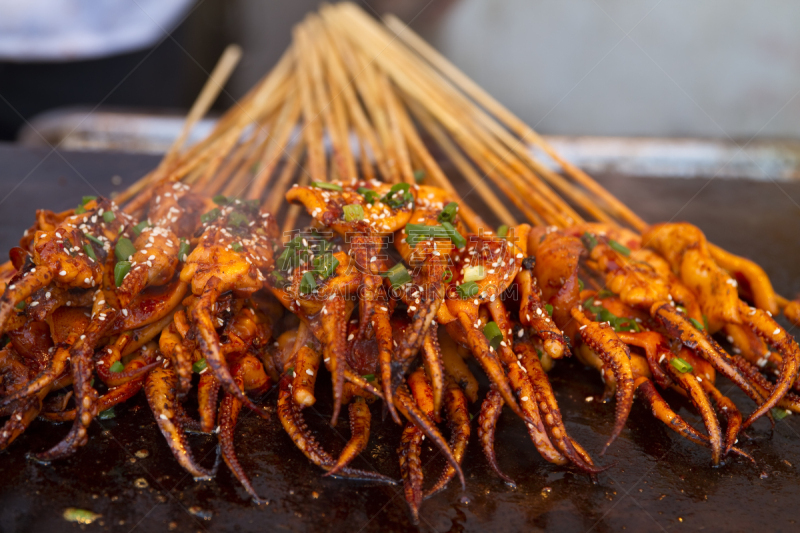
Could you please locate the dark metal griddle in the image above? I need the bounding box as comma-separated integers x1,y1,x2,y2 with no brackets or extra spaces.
1,145,800,533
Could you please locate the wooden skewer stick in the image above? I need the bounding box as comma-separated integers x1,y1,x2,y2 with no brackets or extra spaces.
294,25,327,184
264,138,306,215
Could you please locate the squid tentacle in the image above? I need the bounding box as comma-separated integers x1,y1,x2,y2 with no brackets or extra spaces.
398,423,424,524
477,388,516,487
320,295,347,426
699,379,742,455
324,396,371,477
371,297,401,423
424,379,470,499
421,328,446,417
197,372,220,434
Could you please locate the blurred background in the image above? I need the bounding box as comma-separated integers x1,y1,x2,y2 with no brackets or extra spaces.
3,0,800,178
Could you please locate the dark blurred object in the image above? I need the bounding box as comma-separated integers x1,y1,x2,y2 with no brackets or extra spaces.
0,0,229,141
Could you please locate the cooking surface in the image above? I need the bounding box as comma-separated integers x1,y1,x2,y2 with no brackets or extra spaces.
1,145,800,532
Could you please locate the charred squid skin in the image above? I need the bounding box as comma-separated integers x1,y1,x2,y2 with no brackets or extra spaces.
477,388,516,487
324,396,371,477
277,376,395,484
518,342,608,475
145,366,216,480
394,384,465,490
572,308,634,453
737,301,800,429
662,356,723,466
197,372,221,434
652,302,768,419
193,276,266,418
700,379,742,455
31,309,118,462
424,380,471,499
634,377,754,463
218,368,268,505
398,423,424,524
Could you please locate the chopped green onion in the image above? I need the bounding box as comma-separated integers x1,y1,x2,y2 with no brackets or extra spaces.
609,239,631,256
213,194,229,205
98,407,116,420
357,187,378,204
437,202,459,224
442,269,453,283
110,361,125,373
703,315,710,331
581,232,598,251
578,279,585,292
114,261,131,287
463,265,486,283
228,211,249,228
381,182,413,208
441,221,466,248
272,271,289,288
300,272,317,294
286,367,295,376
200,208,221,224
192,359,208,373
312,253,339,279
483,321,503,350
132,220,149,236
536,348,544,359
83,244,97,261
772,408,791,421
82,195,97,205
311,181,343,192
613,317,641,333
689,317,705,331
15,301,25,310
670,357,693,374
382,263,412,288
74,204,86,214
103,211,115,223
115,237,136,262
597,289,615,299
497,225,509,238
178,239,190,261
231,242,243,252
456,281,480,299
362,373,376,382
343,204,364,222
85,233,104,246
413,169,425,183
63,508,101,525
545,304,553,316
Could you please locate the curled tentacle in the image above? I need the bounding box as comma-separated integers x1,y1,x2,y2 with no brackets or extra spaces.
398,423,424,524
439,328,479,403
197,371,220,434
421,329,445,417
0,347,70,407
159,322,193,396
516,267,568,359
145,365,216,479
425,380,471,498
737,301,800,429
662,353,723,466
292,345,321,408
572,308,634,453
0,388,49,450
372,298,401,423
635,377,754,463
0,267,54,334
324,396,371,477
477,388,516,487
699,379,742,455
390,295,442,394
321,295,348,426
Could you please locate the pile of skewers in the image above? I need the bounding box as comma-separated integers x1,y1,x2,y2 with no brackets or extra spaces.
2,3,800,523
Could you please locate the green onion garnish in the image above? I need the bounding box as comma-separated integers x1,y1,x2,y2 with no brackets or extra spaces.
83,244,97,261
311,181,343,192
772,408,791,421
689,317,705,331
609,239,631,256
381,182,413,208
441,221,466,248
413,169,425,184
193,359,208,373
178,238,190,261
581,232,598,251
85,233,104,246
670,357,693,374
213,194,229,205
82,195,97,205
497,225,509,238
15,301,26,310
115,237,136,262
231,242,243,252
312,253,339,279
578,279,585,292
456,281,480,299
98,407,116,419
343,204,364,222
545,304,553,316
110,361,124,373
463,265,486,283
228,211,249,228
201,208,221,224
437,202,458,224
300,271,317,294
442,269,453,283
286,366,295,376
63,508,101,524
74,205,86,214
483,321,503,350
114,261,131,287
132,221,149,236
362,373,376,382
103,211,115,223
357,187,378,204
382,263,412,288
